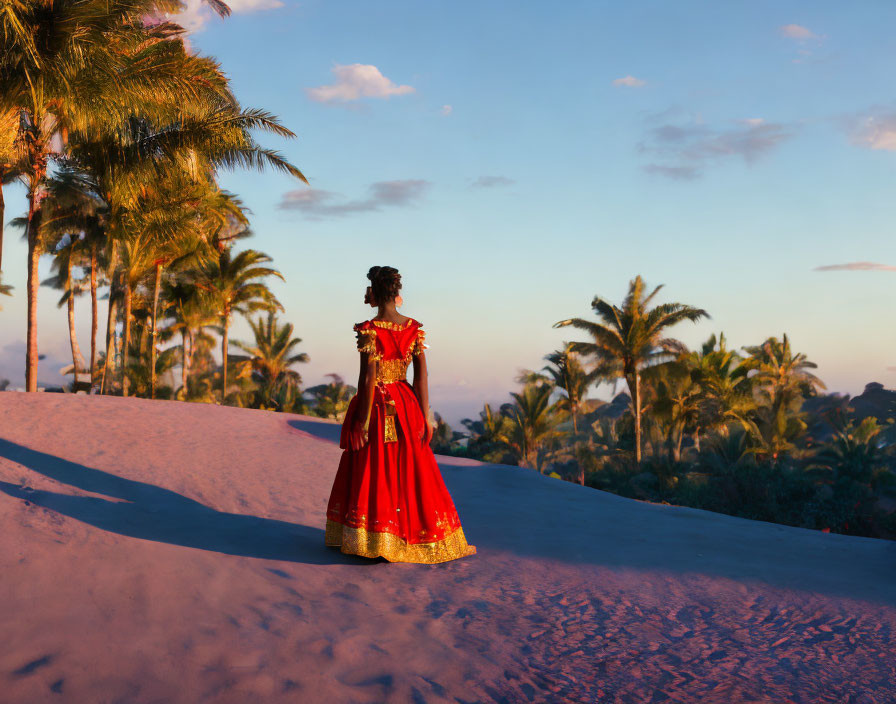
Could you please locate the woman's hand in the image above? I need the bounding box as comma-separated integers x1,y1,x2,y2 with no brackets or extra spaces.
419,409,434,445
349,418,369,451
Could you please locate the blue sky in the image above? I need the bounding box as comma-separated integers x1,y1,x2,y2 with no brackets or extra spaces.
2,0,896,426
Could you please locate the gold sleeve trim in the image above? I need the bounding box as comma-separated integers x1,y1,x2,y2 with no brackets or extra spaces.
412,328,426,356
354,326,382,360
370,318,416,330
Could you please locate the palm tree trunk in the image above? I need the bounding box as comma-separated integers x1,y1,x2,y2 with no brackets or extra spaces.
122,281,132,397
188,328,196,384
100,275,117,394
674,425,684,462
25,184,43,392
66,258,85,389
138,316,148,365
0,181,5,272
181,329,188,396
100,243,118,394
90,243,98,383
150,262,162,399
628,371,642,465
221,314,229,404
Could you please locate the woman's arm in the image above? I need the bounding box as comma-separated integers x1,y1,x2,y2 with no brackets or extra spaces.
350,352,377,451
412,352,434,444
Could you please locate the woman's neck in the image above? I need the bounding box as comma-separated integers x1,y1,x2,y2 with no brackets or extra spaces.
375,303,402,321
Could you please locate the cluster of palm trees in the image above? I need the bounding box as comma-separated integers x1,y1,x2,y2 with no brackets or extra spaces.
0,0,312,404
451,275,895,538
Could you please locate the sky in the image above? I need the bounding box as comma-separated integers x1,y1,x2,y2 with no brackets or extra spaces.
2,0,896,427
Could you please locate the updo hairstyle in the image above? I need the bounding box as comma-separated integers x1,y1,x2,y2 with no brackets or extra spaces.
365,266,402,306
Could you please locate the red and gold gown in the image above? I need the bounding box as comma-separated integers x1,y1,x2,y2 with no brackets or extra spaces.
324,318,477,563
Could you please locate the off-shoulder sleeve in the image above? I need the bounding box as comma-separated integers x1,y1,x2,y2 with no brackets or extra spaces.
353,323,381,360
412,323,427,356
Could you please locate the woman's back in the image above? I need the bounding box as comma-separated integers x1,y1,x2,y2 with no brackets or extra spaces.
353,317,425,364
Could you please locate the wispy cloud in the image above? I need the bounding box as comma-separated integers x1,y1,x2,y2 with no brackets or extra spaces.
471,176,515,189
306,64,414,103
639,116,795,180
814,262,896,272
847,110,896,151
778,24,825,63
612,75,647,88
779,24,819,40
643,164,699,181
167,0,283,33
278,180,430,219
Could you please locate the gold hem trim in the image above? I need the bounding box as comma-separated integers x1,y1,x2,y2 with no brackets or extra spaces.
325,519,477,564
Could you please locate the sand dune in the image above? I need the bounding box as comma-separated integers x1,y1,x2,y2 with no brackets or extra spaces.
1,393,894,703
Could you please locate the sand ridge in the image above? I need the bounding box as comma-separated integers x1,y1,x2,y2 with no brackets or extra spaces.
1,393,894,703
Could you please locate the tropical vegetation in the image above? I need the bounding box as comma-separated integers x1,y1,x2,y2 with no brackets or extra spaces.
439,275,896,542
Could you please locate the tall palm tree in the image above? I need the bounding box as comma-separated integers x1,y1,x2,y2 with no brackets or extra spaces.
37,168,109,383
646,358,702,462
741,333,825,407
538,345,604,434
42,236,89,388
0,0,164,390
685,332,756,449
1,0,306,391
554,274,709,464
739,334,826,461
233,310,309,410
164,280,215,398
495,381,565,471
0,107,26,272
195,248,283,403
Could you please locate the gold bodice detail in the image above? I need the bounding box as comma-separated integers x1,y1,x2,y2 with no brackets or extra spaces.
376,358,409,384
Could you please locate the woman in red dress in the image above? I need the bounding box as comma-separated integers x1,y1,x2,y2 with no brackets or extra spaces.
325,266,477,563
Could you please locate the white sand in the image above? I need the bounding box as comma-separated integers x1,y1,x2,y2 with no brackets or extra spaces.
1,393,894,703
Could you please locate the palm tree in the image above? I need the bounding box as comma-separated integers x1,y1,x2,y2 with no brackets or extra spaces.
462,403,514,464
306,374,356,420
164,281,216,398
646,358,702,462
685,332,756,449
195,248,283,403
232,311,309,410
1,0,306,391
0,0,170,390
810,416,889,484
42,236,89,388
740,334,826,461
495,381,565,471
0,107,25,272
741,333,825,406
538,345,604,434
554,275,709,464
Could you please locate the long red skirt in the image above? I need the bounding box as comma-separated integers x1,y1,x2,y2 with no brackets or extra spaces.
325,380,477,563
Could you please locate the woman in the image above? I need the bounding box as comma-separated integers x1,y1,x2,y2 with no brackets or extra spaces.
324,266,477,563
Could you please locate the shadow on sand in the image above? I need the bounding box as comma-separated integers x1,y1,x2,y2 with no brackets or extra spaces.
287,418,342,445
0,438,374,566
